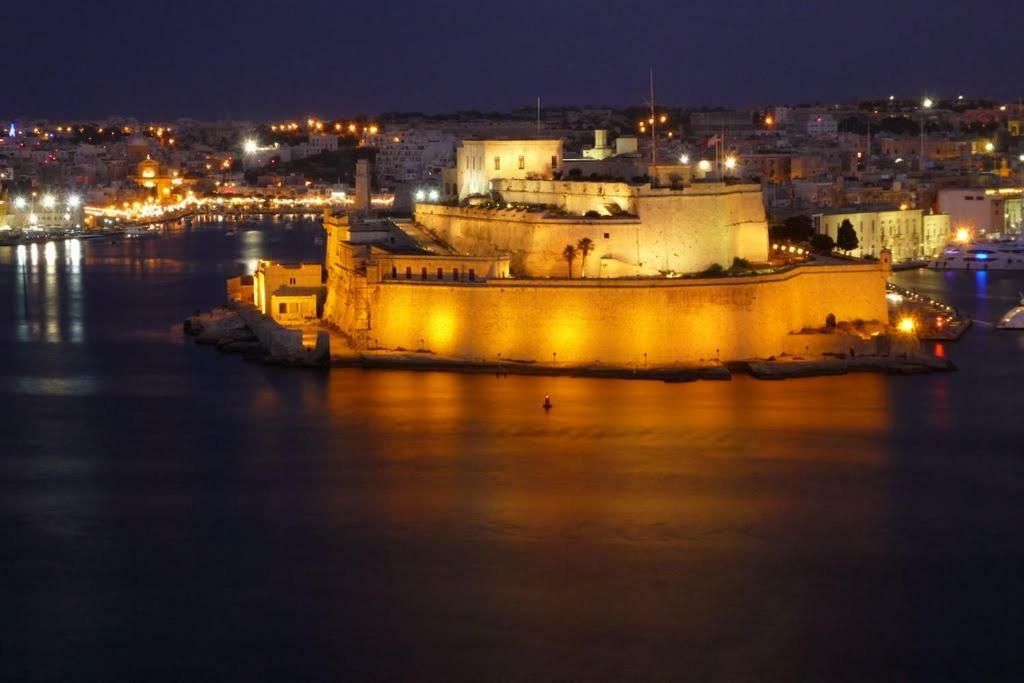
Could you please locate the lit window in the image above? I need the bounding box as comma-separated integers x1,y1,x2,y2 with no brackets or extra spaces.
518,155,525,170
494,156,501,171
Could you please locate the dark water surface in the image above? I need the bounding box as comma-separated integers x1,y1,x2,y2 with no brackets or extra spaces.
3,222,1024,681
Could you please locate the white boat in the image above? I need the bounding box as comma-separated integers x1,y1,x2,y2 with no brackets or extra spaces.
930,239,1024,270
996,293,1024,330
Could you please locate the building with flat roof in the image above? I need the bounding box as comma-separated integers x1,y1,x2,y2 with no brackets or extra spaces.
455,139,562,199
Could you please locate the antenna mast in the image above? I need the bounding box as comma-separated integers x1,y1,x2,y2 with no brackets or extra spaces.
649,67,657,166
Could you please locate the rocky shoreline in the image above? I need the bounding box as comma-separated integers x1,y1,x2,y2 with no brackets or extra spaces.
184,306,329,367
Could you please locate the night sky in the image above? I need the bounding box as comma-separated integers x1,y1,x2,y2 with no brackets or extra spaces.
4,0,1022,119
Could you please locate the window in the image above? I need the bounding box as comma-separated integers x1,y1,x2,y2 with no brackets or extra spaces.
453,268,460,281
278,302,287,315
288,277,296,285
551,155,558,169
421,267,427,280
437,267,444,280
391,266,397,279
604,232,610,239
468,268,476,281
405,266,412,279
494,156,501,170
518,155,525,170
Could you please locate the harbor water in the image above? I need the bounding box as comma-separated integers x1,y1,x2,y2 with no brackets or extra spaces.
2,219,1024,681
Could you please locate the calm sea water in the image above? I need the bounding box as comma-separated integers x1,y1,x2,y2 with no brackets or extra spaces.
3,220,1024,681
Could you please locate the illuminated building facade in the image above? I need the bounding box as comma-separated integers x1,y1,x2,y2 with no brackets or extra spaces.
937,188,1024,236
455,139,562,199
813,206,952,260
253,260,325,323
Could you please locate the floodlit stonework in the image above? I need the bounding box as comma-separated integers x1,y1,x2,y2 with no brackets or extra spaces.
322,211,889,366
415,180,770,277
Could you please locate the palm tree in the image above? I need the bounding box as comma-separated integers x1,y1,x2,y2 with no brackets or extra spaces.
576,237,594,278
562,244,577,279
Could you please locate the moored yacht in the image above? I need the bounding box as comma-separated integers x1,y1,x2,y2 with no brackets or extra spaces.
930,239,1024,270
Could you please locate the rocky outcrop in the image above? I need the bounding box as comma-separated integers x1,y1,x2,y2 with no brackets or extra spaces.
184,304,329,367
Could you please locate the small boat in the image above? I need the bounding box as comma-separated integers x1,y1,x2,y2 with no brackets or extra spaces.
996,293,1024,329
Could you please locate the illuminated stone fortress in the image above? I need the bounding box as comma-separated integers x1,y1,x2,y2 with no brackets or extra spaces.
322,141,889,367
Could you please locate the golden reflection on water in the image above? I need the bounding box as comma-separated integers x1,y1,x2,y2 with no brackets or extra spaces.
319,370,892,545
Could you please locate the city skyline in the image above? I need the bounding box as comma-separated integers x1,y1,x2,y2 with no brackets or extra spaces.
4,0,1022,119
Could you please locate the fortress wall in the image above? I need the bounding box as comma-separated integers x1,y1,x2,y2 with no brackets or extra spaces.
415,204,641,277
414,183,769,277
634,190,770,272
493,178,636,214
341,264,886,365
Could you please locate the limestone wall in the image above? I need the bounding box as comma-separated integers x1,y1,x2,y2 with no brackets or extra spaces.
325,263,887,364
415,181,769,276
494,178,636,215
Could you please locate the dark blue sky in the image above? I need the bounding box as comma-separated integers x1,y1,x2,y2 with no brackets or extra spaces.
3,0,1022,119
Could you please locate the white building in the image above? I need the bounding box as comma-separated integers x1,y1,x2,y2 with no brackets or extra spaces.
306,134,338,156
455,138,563,199
1,191,84,231
375,128,458,184
813,205,951,261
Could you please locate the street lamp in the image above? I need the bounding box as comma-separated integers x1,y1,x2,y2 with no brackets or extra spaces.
41,194,56,210
679,153,690,164
13,196,26,210
243,138,259,155
67,194,81,208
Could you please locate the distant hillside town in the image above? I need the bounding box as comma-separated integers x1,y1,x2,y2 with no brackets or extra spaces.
3,96,1024,256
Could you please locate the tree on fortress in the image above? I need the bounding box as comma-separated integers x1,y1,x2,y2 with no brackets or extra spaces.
577,237,594,278
562,244,577,279
836,219,859,253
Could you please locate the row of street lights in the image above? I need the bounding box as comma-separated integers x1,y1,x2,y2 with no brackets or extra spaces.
11,193,81,210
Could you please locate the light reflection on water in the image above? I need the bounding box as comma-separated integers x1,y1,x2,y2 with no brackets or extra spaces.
1,227,1024,680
